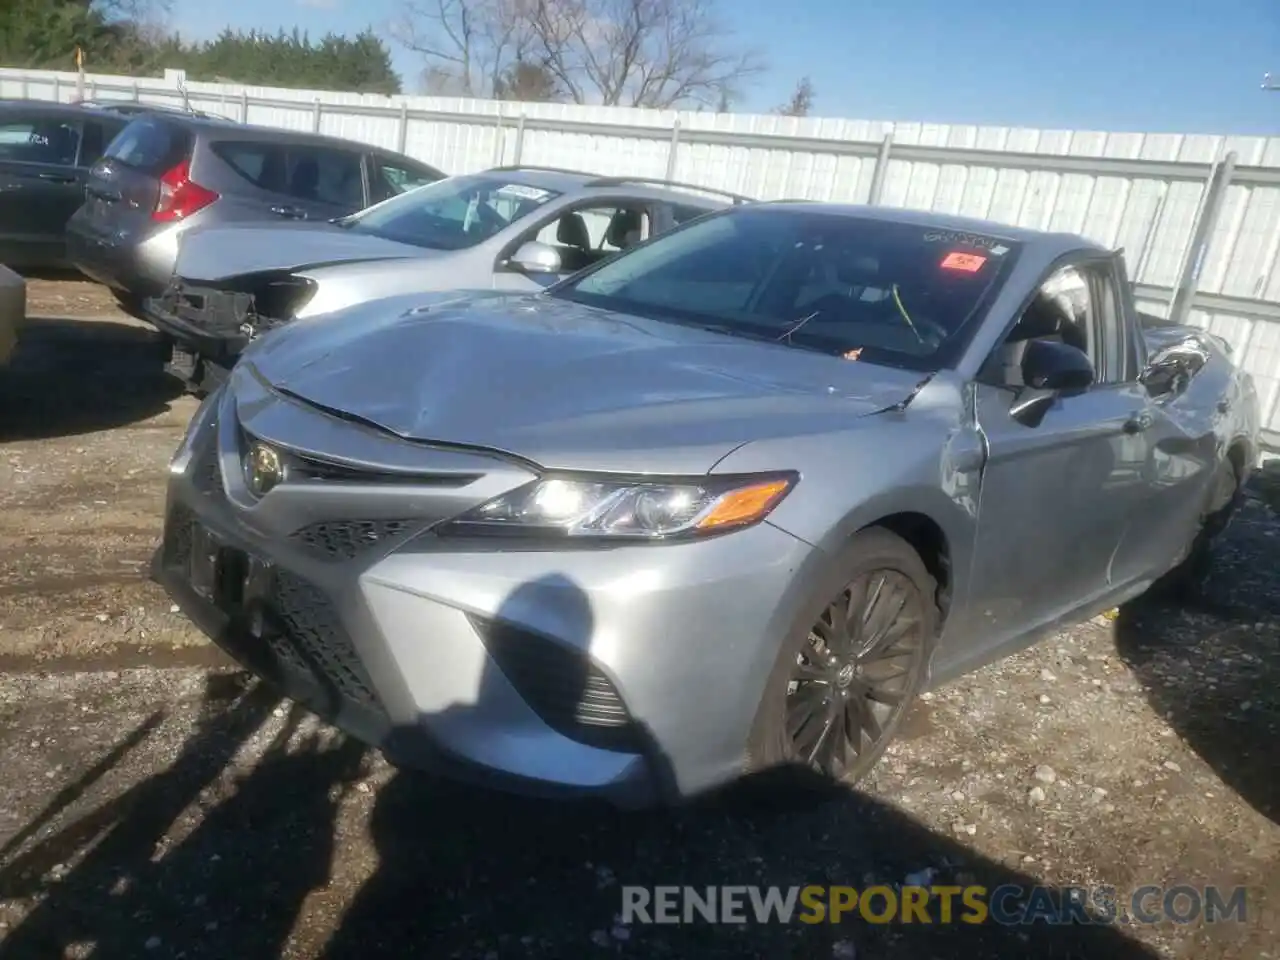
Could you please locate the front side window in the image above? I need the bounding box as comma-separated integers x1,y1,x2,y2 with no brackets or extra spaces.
0,117,81,165
339,174,561,251
551,209,1021,372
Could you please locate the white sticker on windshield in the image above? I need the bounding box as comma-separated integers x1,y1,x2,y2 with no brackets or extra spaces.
496,184,552,201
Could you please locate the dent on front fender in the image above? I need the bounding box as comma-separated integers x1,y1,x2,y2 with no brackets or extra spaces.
711,403,982,588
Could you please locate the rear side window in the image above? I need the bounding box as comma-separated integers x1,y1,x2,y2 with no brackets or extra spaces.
370,156,445,203
0,116,81,165
212,140,366,209
671,203,713,225
104,118,191,173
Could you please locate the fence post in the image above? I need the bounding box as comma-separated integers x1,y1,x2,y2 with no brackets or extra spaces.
492,109,505,165
665,118,681,180
312,99,322,132
397,101,409,154
868,132,894,205
131,81,139,102
1169,150,1238,328
52,75,60,102
1133,186,1168,283
240,90,249,124
513,113,526,166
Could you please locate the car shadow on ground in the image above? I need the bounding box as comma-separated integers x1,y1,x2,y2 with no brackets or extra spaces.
1114,463,1280,827
0,316,180,442
0,573,1163,959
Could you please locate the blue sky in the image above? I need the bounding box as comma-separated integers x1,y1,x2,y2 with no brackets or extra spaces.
165,0,1280,135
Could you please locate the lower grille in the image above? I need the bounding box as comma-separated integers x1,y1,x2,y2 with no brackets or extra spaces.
161,506,383,719
471,616,643,753
267,571,381,712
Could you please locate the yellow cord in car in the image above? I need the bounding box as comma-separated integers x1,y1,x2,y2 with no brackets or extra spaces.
892,284,926,344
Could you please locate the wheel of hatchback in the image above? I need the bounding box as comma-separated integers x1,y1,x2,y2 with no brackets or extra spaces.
745,528,938,793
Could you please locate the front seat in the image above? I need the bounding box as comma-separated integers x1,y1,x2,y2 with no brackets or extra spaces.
606,208,644,250
995,292,1088,386
555,213,592,271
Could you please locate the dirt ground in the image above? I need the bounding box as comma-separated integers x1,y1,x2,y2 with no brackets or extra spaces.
0,279,1276,959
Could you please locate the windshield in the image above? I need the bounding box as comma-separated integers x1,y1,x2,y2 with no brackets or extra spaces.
550,208,1021,372
341,174,561,251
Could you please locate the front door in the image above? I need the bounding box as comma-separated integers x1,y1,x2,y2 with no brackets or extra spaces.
0,111,87,266
943,258,1154,675
491,200,655,292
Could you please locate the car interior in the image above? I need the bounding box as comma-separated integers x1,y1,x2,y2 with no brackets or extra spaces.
538,205,650,272
988,277,1094,388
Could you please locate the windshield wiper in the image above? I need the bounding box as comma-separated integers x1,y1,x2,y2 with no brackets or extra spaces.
777,310,819,343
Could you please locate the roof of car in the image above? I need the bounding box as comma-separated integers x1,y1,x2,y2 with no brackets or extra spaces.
476,166,740,206
745,201,1110,257
0,98,125,119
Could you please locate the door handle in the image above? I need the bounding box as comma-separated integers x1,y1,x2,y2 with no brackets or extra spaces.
36,172,77,184
269,205,308,220
1123,411,1154,434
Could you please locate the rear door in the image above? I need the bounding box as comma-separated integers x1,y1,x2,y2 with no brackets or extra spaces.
0,109,88,265
81,115,192,246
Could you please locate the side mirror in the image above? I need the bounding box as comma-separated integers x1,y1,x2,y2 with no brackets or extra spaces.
1009,339,1095,427
1021,338,1095,392
506,240,562,275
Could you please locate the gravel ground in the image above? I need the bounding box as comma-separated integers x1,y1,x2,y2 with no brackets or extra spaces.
0,294,1277,959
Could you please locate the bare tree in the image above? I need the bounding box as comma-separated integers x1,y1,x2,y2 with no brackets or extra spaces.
394,0,542,97
773,76,814,116
394,0,764,107
494,60,561,100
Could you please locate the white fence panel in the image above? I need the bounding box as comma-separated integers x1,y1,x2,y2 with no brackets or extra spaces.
4,64,1280,444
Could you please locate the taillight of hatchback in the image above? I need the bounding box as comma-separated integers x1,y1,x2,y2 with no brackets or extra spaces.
153,160,219,223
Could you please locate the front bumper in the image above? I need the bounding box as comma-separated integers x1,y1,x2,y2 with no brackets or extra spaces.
154,375,818,807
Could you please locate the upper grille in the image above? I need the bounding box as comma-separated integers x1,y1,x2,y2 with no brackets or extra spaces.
290,519,420,561
472,616,643,753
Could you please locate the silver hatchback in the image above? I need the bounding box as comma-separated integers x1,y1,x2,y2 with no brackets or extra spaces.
144,166,749,392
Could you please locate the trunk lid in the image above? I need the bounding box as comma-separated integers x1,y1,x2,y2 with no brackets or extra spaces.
81,116,194,244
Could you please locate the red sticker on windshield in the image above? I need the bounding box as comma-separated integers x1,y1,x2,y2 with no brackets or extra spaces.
940,251,987,272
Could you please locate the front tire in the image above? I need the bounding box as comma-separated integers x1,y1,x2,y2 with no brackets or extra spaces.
745,528,938,790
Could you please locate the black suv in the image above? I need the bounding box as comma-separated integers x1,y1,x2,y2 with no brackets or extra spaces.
0,100,131,269
65,113,448,309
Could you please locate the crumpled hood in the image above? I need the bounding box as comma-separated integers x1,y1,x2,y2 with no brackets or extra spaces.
243,293,926,474
174,220,434,282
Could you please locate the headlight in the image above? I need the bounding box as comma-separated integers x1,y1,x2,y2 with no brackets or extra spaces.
437,472,797,540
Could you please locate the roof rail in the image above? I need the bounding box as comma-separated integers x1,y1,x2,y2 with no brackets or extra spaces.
485,164,603,177
585,176,754,204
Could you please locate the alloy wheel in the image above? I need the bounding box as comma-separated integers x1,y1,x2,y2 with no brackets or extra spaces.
785,568,926,778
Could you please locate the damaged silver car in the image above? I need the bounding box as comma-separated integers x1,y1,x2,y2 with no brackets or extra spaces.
153,201,1260,808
